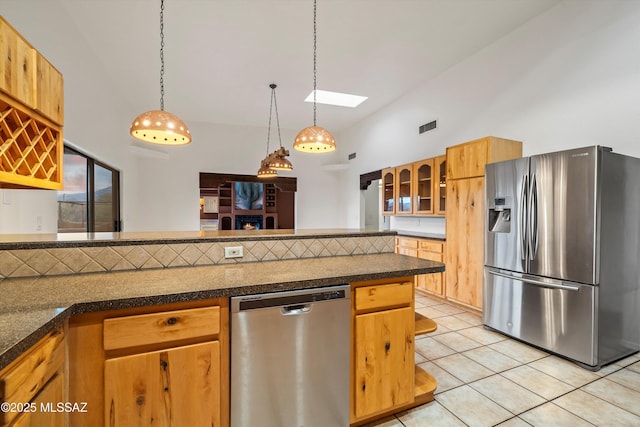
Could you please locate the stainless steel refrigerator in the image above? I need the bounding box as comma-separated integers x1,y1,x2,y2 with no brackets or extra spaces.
484,146,640,370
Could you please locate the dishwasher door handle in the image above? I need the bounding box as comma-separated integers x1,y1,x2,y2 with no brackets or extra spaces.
281,304,311,315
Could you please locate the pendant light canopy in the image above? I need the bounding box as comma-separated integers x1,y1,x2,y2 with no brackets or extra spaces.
257,84,293,178
130,0,191,145
293,0,336,153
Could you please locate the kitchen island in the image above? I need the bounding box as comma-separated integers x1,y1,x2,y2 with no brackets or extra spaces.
0,229,444,426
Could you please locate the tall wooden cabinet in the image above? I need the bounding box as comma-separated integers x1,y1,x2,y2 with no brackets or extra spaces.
445,136,522,309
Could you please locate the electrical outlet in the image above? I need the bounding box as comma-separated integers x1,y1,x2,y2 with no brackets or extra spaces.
224,246,243,258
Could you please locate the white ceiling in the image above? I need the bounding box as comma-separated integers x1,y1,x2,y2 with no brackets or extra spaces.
58,0,562,132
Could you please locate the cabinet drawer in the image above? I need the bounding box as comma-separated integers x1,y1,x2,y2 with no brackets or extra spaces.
419,240,443,253
418,250,443,262
103,306,220,351
396,237,418,249
355,282,412,311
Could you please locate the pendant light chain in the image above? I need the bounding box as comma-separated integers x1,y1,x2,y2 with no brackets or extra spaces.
159,0,165,111
312,0,317,126
273,86,283,148
266,88,274,156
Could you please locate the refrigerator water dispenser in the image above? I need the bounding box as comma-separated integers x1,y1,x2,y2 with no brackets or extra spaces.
488,197,511,233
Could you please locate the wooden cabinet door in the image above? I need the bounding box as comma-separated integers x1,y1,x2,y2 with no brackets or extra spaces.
0,17,36,109
381,168,395,215
395,165,413,215
446,139,488,180
395,236,418,257
10,373,65,427
417,250,444,295
35,53,63,126
445,177,485,308
434,155,447,216
413,159,434,215
104,341,220,427
354,307,414,418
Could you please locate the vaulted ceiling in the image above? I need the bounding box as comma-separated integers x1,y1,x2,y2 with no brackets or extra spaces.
56,0,561,132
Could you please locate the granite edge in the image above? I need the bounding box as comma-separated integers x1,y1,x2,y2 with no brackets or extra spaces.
0,230,398,250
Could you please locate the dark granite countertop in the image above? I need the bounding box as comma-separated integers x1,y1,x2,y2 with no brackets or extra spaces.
0,253,444,371
0,228,396,250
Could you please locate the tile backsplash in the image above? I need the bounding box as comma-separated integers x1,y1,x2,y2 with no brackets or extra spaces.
0,235,395,279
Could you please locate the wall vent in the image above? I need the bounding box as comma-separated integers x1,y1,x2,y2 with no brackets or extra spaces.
348,152,356,160
419,120,437,134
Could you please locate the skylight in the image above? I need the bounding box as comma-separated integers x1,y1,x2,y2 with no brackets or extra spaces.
304,90,368,108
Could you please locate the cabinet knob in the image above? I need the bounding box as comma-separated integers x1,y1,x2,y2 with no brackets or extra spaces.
166,317,178,325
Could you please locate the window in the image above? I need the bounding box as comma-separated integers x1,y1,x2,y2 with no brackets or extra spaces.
57,146,121,232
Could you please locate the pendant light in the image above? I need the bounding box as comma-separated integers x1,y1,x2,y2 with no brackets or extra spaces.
257,84,293,178
293,0,336,153
130,0,191,145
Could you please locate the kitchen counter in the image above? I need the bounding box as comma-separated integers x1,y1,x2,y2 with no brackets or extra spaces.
0,252,444,371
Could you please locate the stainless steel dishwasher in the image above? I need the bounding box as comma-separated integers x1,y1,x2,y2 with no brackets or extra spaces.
230,284,351,427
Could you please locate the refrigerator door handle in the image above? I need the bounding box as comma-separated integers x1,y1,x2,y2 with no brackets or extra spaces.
487,269,581,292
529,173,539,260
520,174,528,261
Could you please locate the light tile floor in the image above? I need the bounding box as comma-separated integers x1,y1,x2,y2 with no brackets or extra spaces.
365,291,640,427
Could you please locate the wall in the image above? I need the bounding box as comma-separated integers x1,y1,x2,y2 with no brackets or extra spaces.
0,2,345,233
127,121,344,231
339,0,640,233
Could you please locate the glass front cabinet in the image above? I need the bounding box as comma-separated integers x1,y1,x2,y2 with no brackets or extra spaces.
435,155,447,216
382,168,396,215
413,158,434,215
381,155,446,218
395,164,413,215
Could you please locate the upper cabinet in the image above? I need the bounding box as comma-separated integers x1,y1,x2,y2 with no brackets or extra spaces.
35,53,64,125
447,136,522,180
412,158,434,215
395,163,413,215
382,155,445,217
434,155,447,216
0,18,36,110
0,16,64,190
382,167,395,215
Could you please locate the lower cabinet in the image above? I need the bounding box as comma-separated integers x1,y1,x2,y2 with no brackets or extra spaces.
0,328,65,427
68,299,228,427
396,236,446,297
350,277,435,425
105,342,220,426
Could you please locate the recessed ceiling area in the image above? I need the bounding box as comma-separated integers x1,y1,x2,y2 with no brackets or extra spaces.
56,0,561,132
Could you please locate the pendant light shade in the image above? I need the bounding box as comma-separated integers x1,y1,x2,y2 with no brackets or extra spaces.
257,159,278,178
293,126,336,152
257,84,293,178
293,0,335,153
130,110,191,145
267,147,294,170
130,0,191,145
